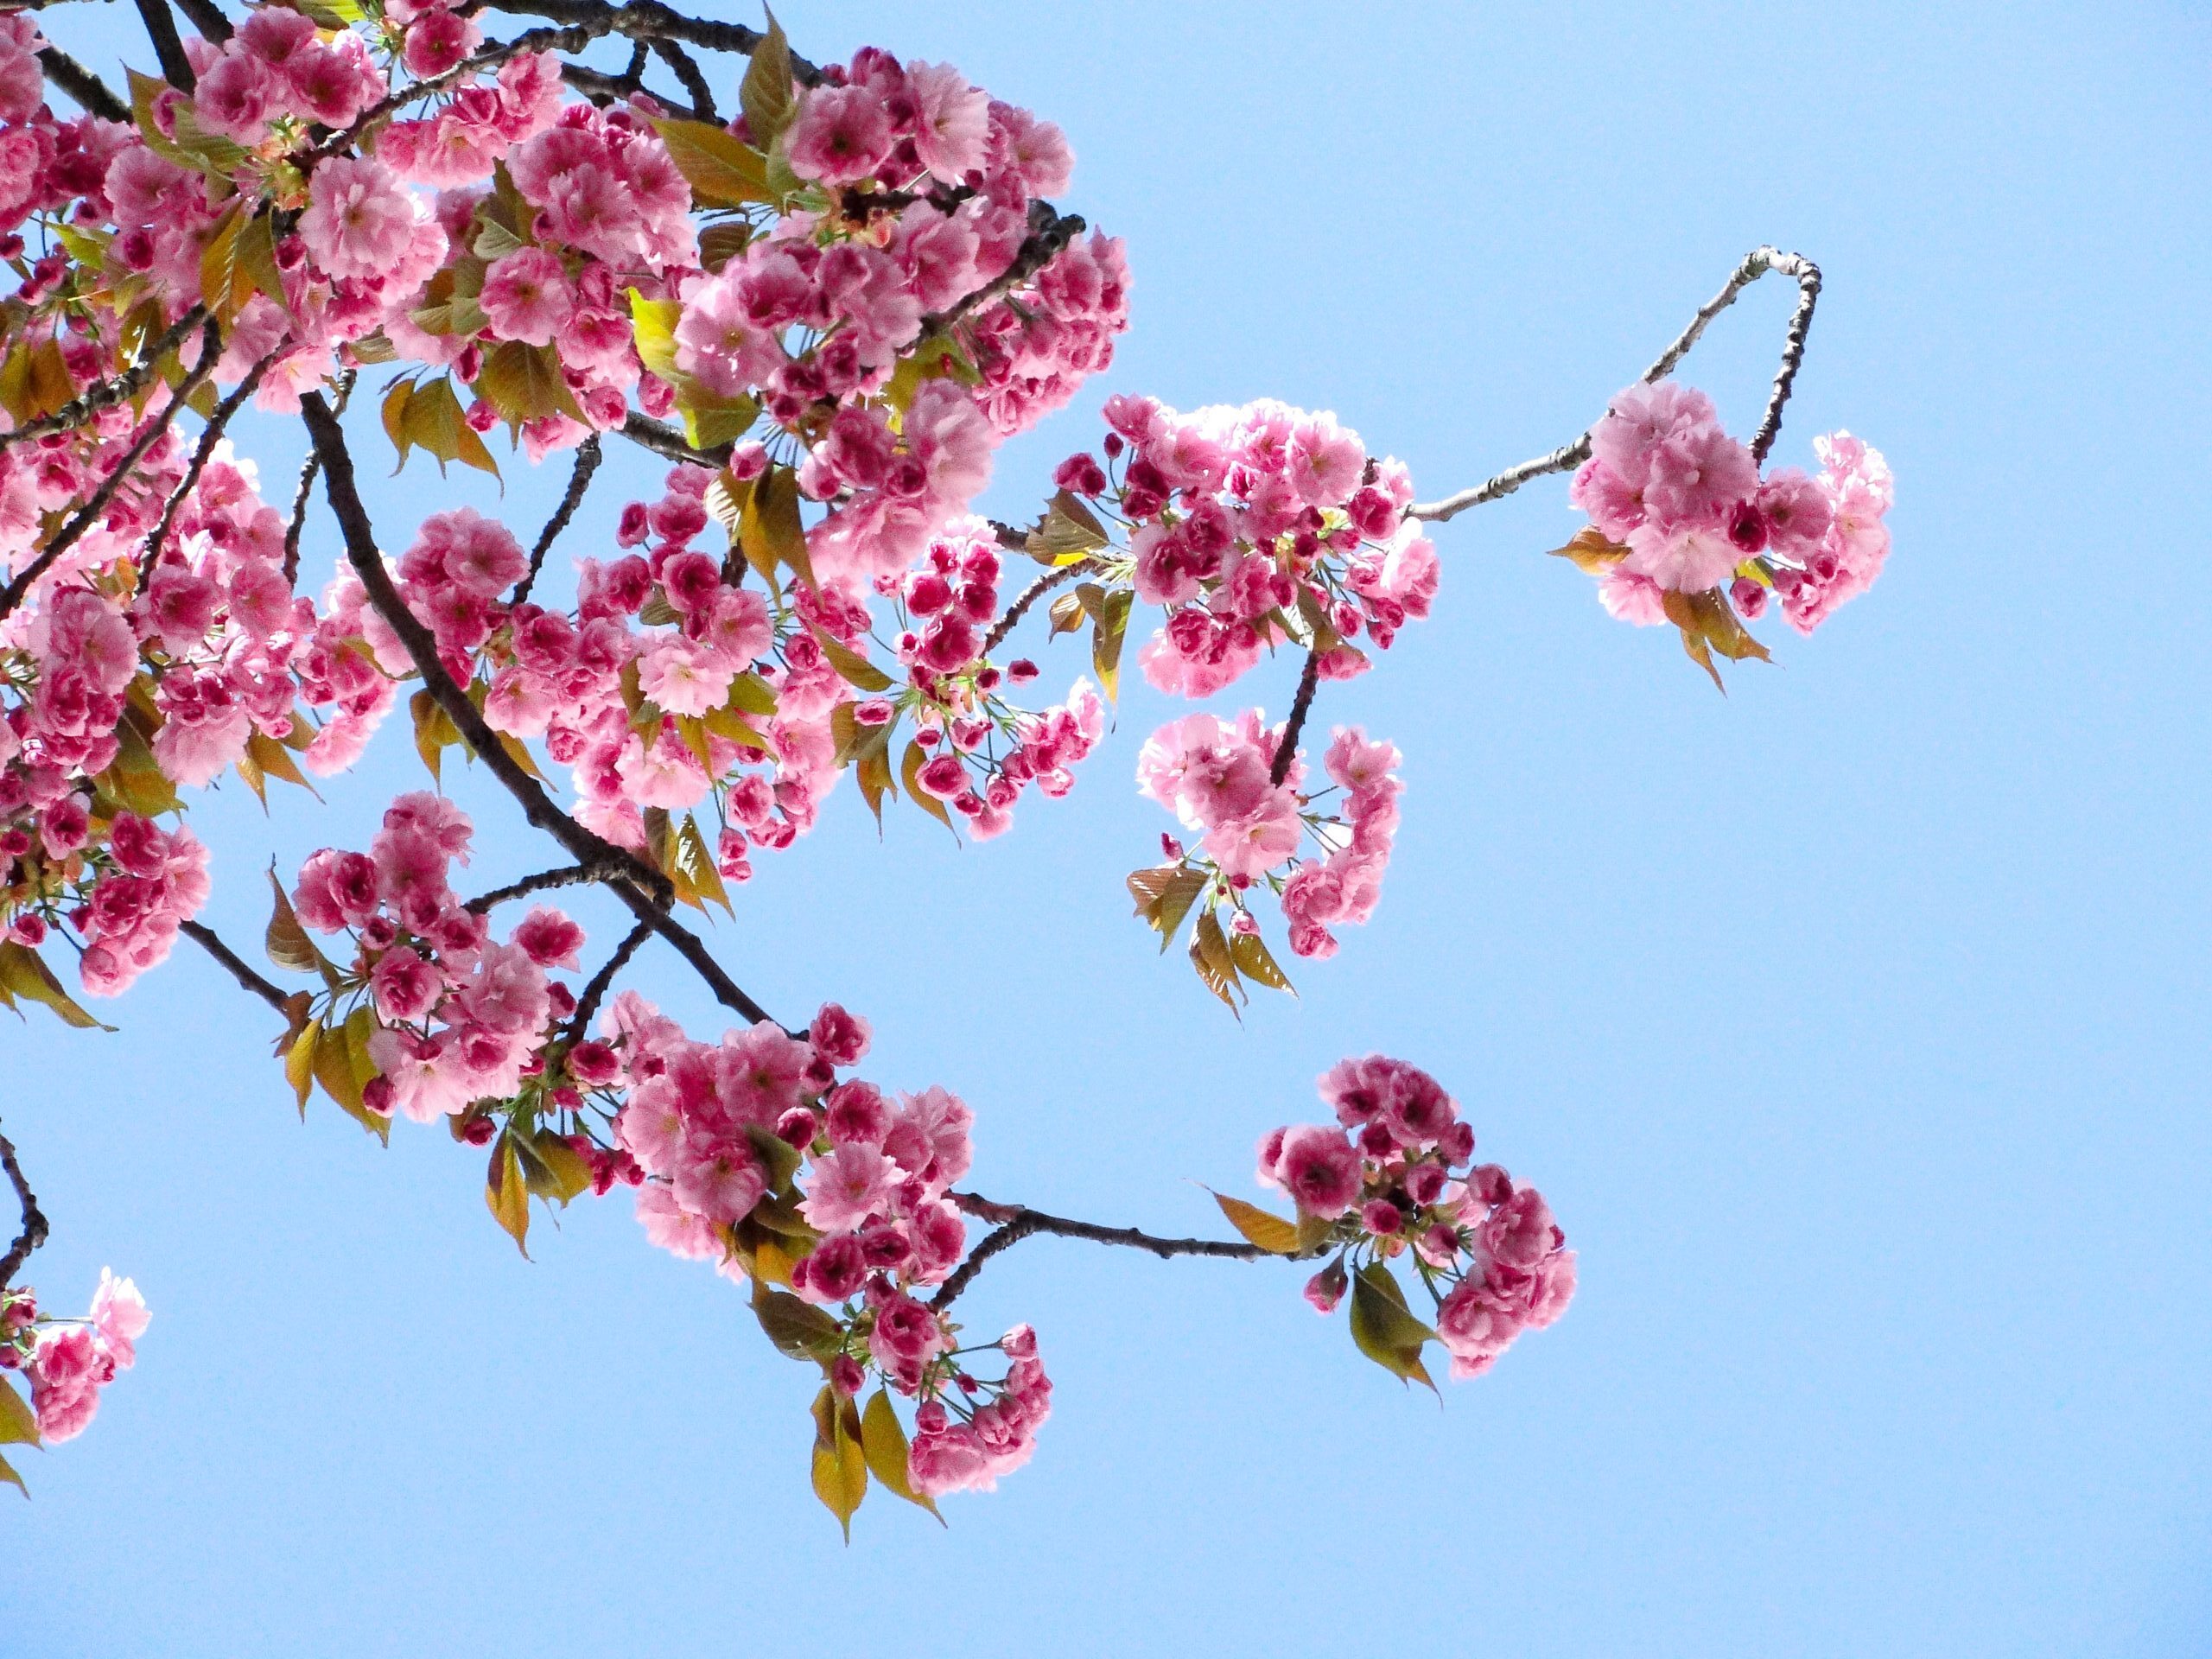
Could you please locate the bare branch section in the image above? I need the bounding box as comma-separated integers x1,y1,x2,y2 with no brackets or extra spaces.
980,558,1096,658
0,1126,50,1294
179,918,289,1014
282,366,353,586
36,44,129,120
565,915,652,1043
1410,245,1824,524
931,1191,1269,1311
298,391,783,1032
1270,648,1322,786
464,861,609,915
132,0,195,90
512,432,601,607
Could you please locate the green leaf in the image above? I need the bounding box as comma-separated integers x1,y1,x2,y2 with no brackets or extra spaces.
476,340,582,427
741,465,817,594
670,812,733,917
627,287,682,381
1127,861,1206,952
1026,489,1110,563
519,1129,593,1204
0,1447,22,1497
397,376,499,480
900,738,957,835
1348,1262,1437,1390
753,1281,844,1363
1547,526,1631,574
0,1376,39,1446
1090,587,1133,701
805,624,894,694
1229,928,1294,995
861,1388,943,1519
1211,1191,1301,1255
1188,908,1243,1013
810,1384,868,1541
0,941,112,1031
740,7,797,147
651,116,773,208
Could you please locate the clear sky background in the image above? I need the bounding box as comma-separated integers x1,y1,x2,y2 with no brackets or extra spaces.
5,2,2209,1653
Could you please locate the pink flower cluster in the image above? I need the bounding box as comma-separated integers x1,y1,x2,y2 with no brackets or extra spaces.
0,16,131,243
596,992,1054,1493
1137,715,1402,961
1257,1055,1575,1381
1,1268,149,1443
181,6,385,147
291,794,575,1121
1053,397,1435,700
906,1322,1053,1497
1568,380,1894,636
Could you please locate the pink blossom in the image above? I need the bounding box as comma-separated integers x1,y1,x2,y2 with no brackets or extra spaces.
785,85,894,185
1273,1125,1362,1218
299,157,436,284
478,246,573,346
800,1142,894,1233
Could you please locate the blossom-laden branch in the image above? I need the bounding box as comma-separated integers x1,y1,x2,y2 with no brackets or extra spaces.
0,319,221,622
1410,246,1824,523
0,0,1889,1516
300,392,782,1033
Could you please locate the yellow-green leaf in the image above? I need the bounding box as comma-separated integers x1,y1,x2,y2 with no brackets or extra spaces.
1348,1262,1437,1390
627,288,682,381
0,1376,39,1446
0,1447,22,1497
476,340,582,426
1211,1191,1301,1255
806,624,894,694
900,738,957,834
1027,488,1110,563
753,1281,844,1363
283,1019,318,1116
861,1388,942,1519
486,1134,531,1256
741,8,797,147
1127,861,1206,952
810,1384,869,1541
1547,526,1631,574
741,465,817,594
0,941,112,1031
1189,909,1243,1013
1229,928,1294,995
651,116,773,208
264,867,326,977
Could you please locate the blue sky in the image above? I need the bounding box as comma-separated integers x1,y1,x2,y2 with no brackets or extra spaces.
6,2,2210,1654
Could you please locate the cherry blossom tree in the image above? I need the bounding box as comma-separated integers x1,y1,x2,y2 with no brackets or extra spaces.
0,0,1894,1525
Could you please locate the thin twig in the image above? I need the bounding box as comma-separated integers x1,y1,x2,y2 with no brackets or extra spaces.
0,304,208,455
480,0,823,83
282,366,353,587
179,918,289,1014
0,320,221,622
980,558,1096,657
36,44,130,120
1270,648,1322,787
299,391,783,1032
917,201,1084,339
620,410,724,469
1409,246,1824,523
464,861,607,915
0,1126,48,1294
512,432,600,606
931,1191,1269,1311
145,353,272,569
565,915,652,1044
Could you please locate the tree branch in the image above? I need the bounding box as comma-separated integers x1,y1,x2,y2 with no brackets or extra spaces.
917,201,1084,338
647,36,714,122
565,914,652,1044
620,410,723,469
132,0,194,91
36,44,130,120
179,918,289,1014
1409,245,1824,524
283,366,353,587
146,353,272,569
0,319,221,623
299,390,784,1032
480,0,823,84
1271,648,1321,787
931,1191,1268,1311
464,861,607,914
980,558,1095,658
512,431,600,607
0,1126,48,1295
169,0,232,44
